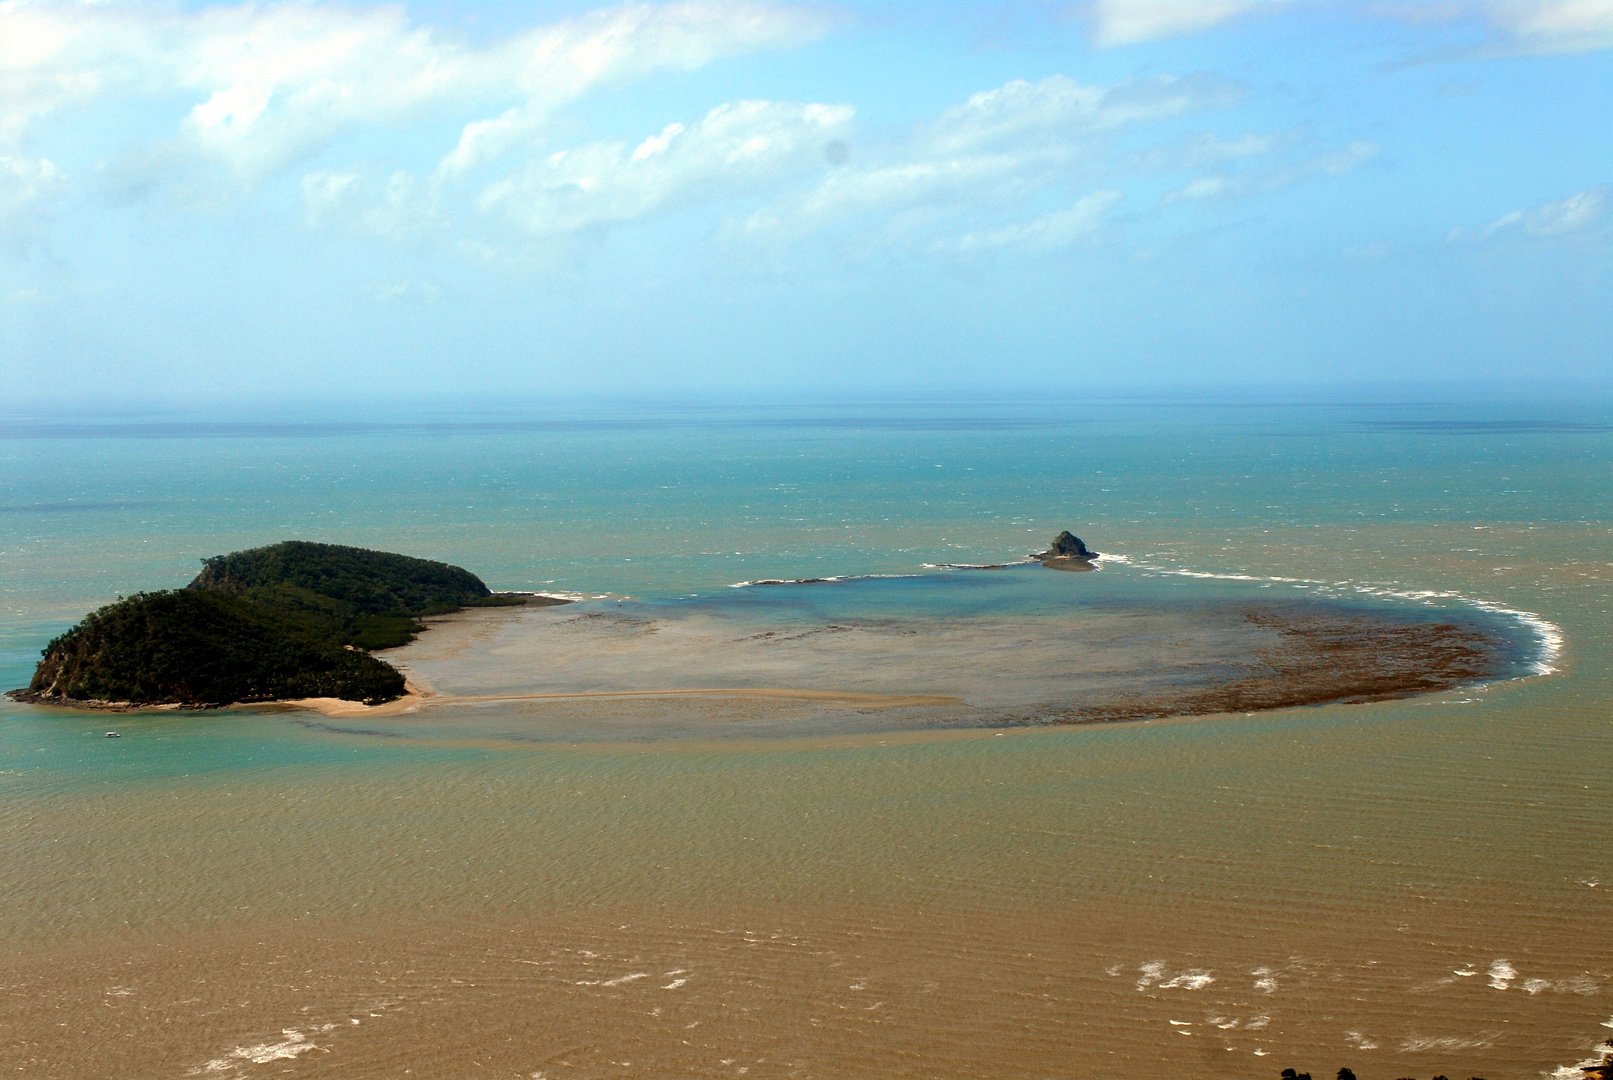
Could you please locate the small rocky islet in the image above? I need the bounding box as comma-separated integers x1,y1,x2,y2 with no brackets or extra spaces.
1035,530,1099,568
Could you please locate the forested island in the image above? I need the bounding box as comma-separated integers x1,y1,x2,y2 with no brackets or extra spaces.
7,541,547,709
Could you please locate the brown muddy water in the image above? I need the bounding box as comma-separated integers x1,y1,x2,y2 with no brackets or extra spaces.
1,526,1609,1080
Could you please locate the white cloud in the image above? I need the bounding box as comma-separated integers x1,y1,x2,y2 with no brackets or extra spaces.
295,66,1372,264
0,154,66,250
1086,0,1298,46
477,99,853,237
1344,239,1395,258
1160,138,1378,202
1483,185,1607,237
1526,185,1606,234
738,73,1242,249
1315,139,1381,174
372,280,442,304
1170,174,1236,201
944,189,1123,252
1122,130,1289,172
1084,0,1613,53
302,169,442,241
1454,0,1613,54
0,0,835,181
433,2,835,182
930,73,1242,155
302,171,363,227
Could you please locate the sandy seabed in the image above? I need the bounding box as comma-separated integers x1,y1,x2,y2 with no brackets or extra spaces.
275,587,1516,742
4,559,1599,1080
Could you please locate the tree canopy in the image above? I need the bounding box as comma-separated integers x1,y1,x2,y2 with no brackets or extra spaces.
18,541,518,708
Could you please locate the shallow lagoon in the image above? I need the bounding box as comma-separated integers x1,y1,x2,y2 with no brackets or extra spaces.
338,561,1548,743
1,397,1609,1079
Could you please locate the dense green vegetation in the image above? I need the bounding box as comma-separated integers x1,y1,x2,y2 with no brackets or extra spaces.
25,589,406,706
192,540,493,615
17,541,523,708
188,541,523,651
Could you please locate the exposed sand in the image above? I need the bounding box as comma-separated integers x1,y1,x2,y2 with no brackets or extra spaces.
19,581,1516,736
275,684,430,718
284,684,962,719
265,590,1516,737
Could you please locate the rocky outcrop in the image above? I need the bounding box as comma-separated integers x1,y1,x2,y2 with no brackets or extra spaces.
1038,531,1098,561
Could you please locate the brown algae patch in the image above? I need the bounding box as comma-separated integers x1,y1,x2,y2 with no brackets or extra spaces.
291,576,1531,739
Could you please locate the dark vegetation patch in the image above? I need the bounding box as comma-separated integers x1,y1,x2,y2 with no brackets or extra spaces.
1018,605,1506,726
8,541,544,709
192,540,492,615
17,589,405,707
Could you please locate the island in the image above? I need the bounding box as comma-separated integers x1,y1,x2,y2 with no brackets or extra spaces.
1037,530,1099,570
6,541,563,710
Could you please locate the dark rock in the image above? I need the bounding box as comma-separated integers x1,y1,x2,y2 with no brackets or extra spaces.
1041,531,1097,560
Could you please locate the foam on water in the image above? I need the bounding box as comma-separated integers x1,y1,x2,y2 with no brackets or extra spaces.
1550,1037,1613,1080
1135,963,1216,992
1399,1033,1499,1052
1118,552,1566,678
727,573,923,588
195,1027,328,1074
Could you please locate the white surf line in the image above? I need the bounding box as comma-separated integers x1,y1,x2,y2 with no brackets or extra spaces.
722,549,1563,678
739,551,1114,584
483,589,614,602
1116,554,1564,678
727,572,926,588
1351,585,1564,676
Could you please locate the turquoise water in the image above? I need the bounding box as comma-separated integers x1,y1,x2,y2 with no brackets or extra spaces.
5,395,1604,650
2,393,1611,1079
2,396,1581,771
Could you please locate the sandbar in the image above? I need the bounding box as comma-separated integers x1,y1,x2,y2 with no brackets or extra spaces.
264,587,1522,739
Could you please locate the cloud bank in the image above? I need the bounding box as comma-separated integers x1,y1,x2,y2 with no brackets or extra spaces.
0,154,64,251
1085,0,1613,53
0,0,1601,269
1482,185,1608,238
0,0,835,180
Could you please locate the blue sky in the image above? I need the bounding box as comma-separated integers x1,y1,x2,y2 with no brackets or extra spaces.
1,0,1609,404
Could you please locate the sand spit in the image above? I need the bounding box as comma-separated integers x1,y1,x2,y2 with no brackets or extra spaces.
274,688,429,718
284,685,962,720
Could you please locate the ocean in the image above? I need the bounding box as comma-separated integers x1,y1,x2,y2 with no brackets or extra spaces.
1,392,1609,1078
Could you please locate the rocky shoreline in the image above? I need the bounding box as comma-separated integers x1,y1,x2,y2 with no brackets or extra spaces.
3,689,200,712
